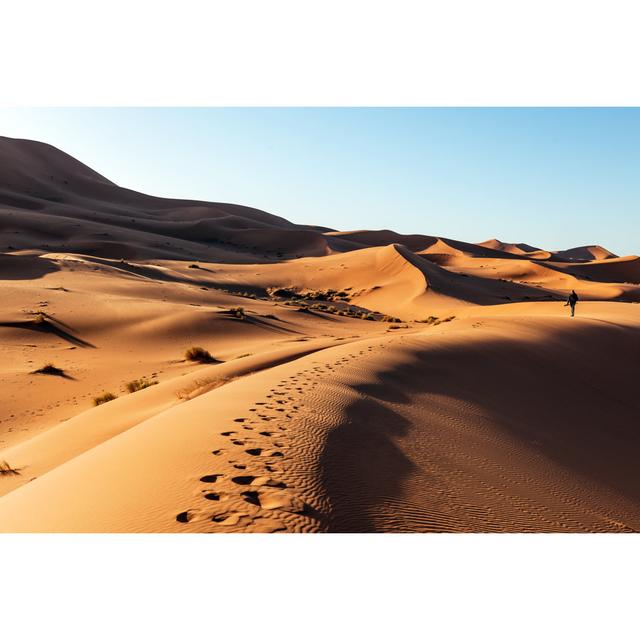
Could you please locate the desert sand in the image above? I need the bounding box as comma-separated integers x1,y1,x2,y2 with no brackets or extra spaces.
1,135,639,532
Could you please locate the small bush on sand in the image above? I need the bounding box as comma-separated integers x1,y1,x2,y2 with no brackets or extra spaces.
126,378,158,393
416,315,455,326
0,460,20,476
93,392,117,406
230,306,246,319
188,264,200,269
185,346,215,363
33,363,65,376
32,312,47,325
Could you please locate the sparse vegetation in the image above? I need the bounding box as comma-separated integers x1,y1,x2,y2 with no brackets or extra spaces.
416,315,456,326
0,460,20,476
268,287,351,303
220,289,257,299
93,392,117,406
229,307,246,319
185,346,216,363
33,362,65,376
188,264,200,269
32,312,47,325
126,378,158,393
176,376,233,401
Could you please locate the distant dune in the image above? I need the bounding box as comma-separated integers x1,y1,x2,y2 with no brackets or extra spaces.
1,136,639,532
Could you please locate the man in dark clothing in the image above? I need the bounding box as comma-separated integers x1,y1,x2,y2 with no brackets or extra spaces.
565,289,579,317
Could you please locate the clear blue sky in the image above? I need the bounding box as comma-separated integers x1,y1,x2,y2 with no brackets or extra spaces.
1,108,638,255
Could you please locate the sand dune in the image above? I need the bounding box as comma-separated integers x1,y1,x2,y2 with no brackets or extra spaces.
554,245,618,261
1,136,639,532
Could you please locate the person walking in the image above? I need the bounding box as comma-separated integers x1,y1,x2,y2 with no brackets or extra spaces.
565,289,579,317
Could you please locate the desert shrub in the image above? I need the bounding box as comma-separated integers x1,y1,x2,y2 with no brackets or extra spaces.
416,315,455,326
126,378,158,393
94,392,117,406
33,363,64,376
228,306,246,319
0,460,20,476
188,264,200,269
32,312,47,325
267,287,296,298
185,346,215,363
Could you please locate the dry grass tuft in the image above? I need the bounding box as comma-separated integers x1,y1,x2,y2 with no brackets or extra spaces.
126,378,158,393
185,346,216,363
0,460,20,476
93,392,117,406
31,312,47,325
176,376,234,401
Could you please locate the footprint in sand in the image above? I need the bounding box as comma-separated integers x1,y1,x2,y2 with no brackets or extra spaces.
200,474,223,483
246,448,263,456
221,431,236,436
241,490,261,506
260,491,306,513
211,513,246,525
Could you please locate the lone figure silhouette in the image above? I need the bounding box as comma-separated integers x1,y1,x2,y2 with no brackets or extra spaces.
565,289,579,317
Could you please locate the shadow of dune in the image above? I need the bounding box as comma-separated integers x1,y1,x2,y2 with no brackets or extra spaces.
0,318,96,348
0,254,61,280
319,398,416,532
243,315,303,335
317,321,640,531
